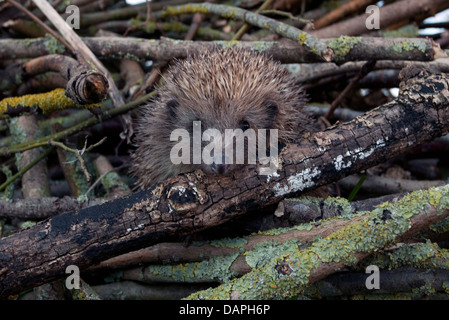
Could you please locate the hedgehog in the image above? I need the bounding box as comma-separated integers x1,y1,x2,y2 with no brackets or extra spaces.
130,46,315,189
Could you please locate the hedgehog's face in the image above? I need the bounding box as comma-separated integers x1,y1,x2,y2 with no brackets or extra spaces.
163,94,281,176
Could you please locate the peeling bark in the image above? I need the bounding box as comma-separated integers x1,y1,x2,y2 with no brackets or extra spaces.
0,65,449,298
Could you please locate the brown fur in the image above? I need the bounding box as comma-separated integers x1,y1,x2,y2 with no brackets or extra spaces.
130,47,314,189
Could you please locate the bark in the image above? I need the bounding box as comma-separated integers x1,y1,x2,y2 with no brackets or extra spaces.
311,0,378,30
0,196,105,220
0,37,439,64
186,185,449,299
13,115,51,199
0,55,108,105
31,0,124,110
0,65,449,298
311,0,449,38
90,193,401,271
25,55,108,105
339,174,446,196
306,268,449,298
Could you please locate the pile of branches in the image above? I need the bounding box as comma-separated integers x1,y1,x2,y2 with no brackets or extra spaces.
0,0,449,300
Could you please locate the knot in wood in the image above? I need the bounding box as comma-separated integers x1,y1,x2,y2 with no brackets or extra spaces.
167,183,208,213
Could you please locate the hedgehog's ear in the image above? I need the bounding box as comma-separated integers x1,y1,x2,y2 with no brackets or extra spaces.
166,98,179,119
264,100,278,124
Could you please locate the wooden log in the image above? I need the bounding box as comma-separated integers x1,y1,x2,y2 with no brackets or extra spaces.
0,65,449,298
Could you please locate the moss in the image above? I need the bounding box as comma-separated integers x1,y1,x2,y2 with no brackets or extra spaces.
251,41,277,53
412,282,436,296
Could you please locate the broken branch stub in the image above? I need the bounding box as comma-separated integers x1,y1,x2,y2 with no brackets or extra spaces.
23,54,108,105
0,66,449,298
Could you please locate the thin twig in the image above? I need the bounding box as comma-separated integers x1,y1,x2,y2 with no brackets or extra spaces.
0,147,53,192
49,137,107,182
0,91,156,157
259,9,312,24
324,60,377,120
31,0,125,110
154,3,333,61
232,0,274,41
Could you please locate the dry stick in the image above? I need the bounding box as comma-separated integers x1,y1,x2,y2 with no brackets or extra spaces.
49,137,107,182
0,37,438,64
30,0,124,109
185,13,205,41
15,116,51,199
80,0,204,27
22,54,108,105
0,91,155,157
130,64,166,101
0,66,448,298
5,0,74,52
324,60,377,120
312,0,378,30
0,196,105,220
186,185,449,299
154,3,333,62
232,0,274,41
91,194,396,270
311,0,449,38
0,148,53,192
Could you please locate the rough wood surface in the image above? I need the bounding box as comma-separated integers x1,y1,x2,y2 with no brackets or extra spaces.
0,37,437,64
0,65,449,298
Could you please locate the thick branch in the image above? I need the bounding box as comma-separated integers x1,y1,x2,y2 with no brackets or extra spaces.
186,185,449,299
152,3,332,61
5,54,109,105
0,89,100,118
311,0,449,38
0,37,440,64
0,66,449,298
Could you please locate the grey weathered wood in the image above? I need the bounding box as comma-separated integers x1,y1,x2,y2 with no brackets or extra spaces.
0,66,449,298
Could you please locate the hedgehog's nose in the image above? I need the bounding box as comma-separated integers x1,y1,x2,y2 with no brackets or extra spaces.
211,163,231,175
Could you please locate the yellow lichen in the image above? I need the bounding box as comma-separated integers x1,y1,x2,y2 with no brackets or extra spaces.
0,88,100,116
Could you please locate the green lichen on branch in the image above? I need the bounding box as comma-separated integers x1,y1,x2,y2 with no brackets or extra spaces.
134,252,240,283
361,242,449,271
328,36,362,63
0,91,156,157
186,185,449,300
153,3,332,61
391,39,427,54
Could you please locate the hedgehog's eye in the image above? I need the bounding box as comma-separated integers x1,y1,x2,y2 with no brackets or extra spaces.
166,98,179,119
241,120,250,132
